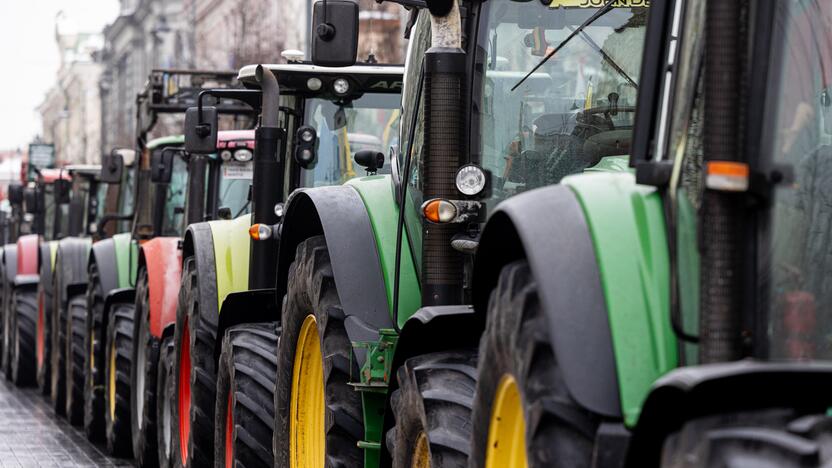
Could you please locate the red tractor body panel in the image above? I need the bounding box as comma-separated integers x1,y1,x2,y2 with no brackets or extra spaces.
141,237,183,337
16,234,39,276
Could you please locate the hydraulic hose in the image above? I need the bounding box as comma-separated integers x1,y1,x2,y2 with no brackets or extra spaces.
699,0,745,363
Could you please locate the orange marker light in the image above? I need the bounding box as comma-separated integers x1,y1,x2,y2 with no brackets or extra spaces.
249,223,273,240
421,199,458,223
706,161,750,192
423,200,441,223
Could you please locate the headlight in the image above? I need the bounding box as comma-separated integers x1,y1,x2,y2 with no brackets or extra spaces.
455,165,487,196
333,78,350,96
234,149,253,162
220,150,233,161
300,128,315,143
307,77,322,91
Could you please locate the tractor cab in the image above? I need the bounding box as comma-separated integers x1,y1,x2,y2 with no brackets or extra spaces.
24,168,72,241
63,165,106,240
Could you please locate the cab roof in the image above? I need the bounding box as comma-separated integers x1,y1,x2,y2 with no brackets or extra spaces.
39,168,71,183
65,164,101,177
237,63,404,97
147,134,185,150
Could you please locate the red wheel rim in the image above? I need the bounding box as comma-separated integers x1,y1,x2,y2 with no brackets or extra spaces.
178,319,191,464
225,393,233,468
36,291,44,368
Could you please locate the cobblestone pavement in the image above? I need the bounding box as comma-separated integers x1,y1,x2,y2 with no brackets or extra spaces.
0,377,131,467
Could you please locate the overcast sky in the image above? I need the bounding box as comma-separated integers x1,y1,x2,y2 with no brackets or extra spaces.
0,1,119,151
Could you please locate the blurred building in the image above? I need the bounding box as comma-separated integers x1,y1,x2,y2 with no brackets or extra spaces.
0,149,24,196
38,16,104,166
98,0,190,152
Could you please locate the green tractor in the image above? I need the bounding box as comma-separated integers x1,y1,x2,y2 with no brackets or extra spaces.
283,0,832,466
175,60,403,468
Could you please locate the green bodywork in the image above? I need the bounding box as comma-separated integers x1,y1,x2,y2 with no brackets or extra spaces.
112,233,138,288
563,172,676,427
147,134,185,149
210,214,251,313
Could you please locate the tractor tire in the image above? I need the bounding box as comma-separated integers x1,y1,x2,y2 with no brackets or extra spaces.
469,260,600,468
36,283,51,395
173,256,217,467
11,287,38,386
3,286,15,382
661,409,832,467
83,262,107,441
104,302,135,457
156,336,176,468
49,279,68,416
65,294,87,425
274,235,363,467
386,350,478,468
132,267,161,467
215,322,279,468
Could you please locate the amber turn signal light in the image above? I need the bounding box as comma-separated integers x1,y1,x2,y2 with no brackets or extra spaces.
421,199,458,223
249,223,273,240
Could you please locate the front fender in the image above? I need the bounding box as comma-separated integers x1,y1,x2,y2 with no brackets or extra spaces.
206,214,251,313
55,237,92,305
112,233,138,288
3,244,17,285
277,178,409,366
16,234,39,276
183,223,220,327
90,238,119,296
139,237,183,338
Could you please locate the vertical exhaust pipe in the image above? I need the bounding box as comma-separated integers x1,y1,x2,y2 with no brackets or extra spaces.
249,65,286,290
422,0,466,306
699,0,745,363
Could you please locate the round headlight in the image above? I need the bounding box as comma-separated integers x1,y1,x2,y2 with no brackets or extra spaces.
455,165,487,196
220,150,233,161
333,78,350,96
307,77,322,91
274,202,285,218
234,149,253,162
300,128,315,143
298,148,314,164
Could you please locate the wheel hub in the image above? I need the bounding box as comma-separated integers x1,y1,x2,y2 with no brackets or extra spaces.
485,375,528,468
290,314,325,468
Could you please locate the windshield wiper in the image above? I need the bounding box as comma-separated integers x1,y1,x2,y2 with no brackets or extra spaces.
570,25,638,89
512,0,617,92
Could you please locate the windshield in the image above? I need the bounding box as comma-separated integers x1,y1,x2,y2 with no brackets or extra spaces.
480,0,648,206
118,165,135,233
161,154,188,236
218,155,253,217
300,93,401,187
760,1,832,360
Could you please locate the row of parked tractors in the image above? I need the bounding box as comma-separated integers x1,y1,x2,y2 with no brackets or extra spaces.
2,0,832,466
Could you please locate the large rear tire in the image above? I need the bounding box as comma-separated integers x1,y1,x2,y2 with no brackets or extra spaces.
65,294,87,425
2,285,15,381
104,302,135,457
386,350,478,468
661,410,832,467
83,261,107,441
274,235,364,467
11,287,38,386
49,274,68,416
173,256,217,467
215,322,279,468
469,260,600,468
36,282,52,394
132,266,161,467
156,336,176,468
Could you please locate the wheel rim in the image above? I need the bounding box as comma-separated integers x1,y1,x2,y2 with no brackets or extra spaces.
290,315,325,468
225,393,233,468
485,375,528,468
412,432,431,468
178,318,192,465
36,291,44,368
162,366,172,460
108,338,117,420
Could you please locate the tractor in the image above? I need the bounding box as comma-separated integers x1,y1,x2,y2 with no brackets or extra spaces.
176,60,403,467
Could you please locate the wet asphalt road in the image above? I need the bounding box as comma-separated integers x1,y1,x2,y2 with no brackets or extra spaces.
0,377,131,467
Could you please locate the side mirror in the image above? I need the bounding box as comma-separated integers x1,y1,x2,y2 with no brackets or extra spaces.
23,187,40,214
185,106,219,155
294,126,318,169
55,179,71,204
101,151,125,183
151,149,176,184
311,0,359,67
7,184,23,205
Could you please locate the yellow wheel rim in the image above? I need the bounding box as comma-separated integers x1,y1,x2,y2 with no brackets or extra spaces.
90,336,95,372
412,432,431,468
290,315,325,468
485,375,528,468
108,339,116,419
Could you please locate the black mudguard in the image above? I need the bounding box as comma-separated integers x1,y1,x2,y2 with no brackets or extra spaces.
38,242,53,298
3,244,17,285
625,360,832,466
89,238,119,299
213,288,278,362
55,238,91,308
276,186,394,367
472,185,621,418
183,222,219,329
